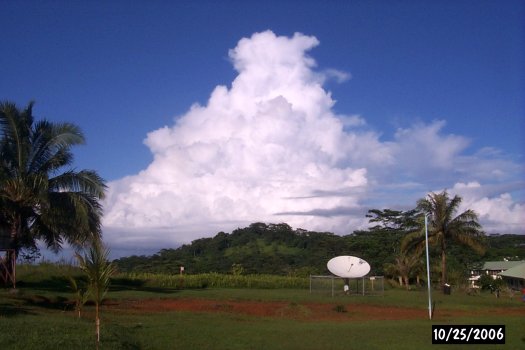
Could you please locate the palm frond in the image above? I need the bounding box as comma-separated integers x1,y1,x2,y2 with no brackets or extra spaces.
76,240,116,302
28,121,84,174
400,229,425,253
1,100,106,256
445,193,462,222
49,170,106,199
35,191,103,249
411,189,486,285
0,101,31,174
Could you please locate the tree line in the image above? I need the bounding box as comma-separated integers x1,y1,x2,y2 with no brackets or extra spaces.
113,176,522,292
114,217,523,288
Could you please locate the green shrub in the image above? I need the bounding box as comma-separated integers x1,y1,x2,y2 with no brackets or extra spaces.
476,274,504,291
116,272,308,289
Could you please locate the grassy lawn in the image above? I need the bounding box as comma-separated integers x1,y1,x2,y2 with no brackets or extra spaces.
0,267,523,349
0,300,522,350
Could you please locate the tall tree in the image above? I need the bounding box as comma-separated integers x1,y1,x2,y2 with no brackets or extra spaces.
366,208,420,232
403,190,485,289
0,101,106,286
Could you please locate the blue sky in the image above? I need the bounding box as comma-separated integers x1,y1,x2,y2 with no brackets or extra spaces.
1,1,524,257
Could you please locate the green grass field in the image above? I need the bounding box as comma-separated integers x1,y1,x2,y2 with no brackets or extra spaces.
0,265,523,349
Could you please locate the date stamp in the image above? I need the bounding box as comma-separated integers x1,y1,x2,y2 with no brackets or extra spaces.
432,325,505,344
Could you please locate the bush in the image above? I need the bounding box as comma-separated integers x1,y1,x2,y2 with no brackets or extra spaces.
476,274,504,291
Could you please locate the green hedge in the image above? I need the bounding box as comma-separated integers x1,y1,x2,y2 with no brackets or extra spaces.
116,272,309,289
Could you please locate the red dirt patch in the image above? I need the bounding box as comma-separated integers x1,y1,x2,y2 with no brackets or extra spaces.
107,298,522,321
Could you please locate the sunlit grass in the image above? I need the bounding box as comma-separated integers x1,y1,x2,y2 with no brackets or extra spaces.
3,263,523,349
1,305,523,350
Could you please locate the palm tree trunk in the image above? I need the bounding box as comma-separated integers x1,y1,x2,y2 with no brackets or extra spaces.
2,222,20,288
441,249,447,286
403,275,410,290
96,302,100,348
1,250,16,288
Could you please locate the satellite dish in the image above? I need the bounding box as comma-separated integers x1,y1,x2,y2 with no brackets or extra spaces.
327,255,371,278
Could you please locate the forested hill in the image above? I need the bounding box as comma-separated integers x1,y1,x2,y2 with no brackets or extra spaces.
113,222,525,276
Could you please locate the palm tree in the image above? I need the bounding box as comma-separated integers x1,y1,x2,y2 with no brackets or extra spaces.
75,239,116,347
384,252,422,290
403,190,485,290
0,101,106,287
68,275,90,318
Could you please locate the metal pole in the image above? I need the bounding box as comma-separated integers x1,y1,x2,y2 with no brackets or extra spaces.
425,214,432,320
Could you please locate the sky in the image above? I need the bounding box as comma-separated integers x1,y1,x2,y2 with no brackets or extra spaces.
1,1,524,258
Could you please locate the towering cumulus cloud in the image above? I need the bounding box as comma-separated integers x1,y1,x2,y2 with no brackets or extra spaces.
103,31,524,251
104,31,371,247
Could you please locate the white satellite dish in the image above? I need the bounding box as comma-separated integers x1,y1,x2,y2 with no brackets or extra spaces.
327,255,371,278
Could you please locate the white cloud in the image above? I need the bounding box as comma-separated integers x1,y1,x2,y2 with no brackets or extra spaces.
323,68,352,83
104,31,371,249
451,182,525,234
102,31,524,255
390,121,470,173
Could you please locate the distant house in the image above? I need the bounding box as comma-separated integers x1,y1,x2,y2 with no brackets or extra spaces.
469,260,525,289
498,262,525,290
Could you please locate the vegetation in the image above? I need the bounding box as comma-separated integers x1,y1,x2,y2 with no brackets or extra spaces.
476,274,505,292
75,240,116,346
112,192,522,291
114,223,523,290
1,264,524,349
112,221,401,276
67,275,89,318
0,100,106,287
384,252,424,289
114,272,308,290
114,222,347,275
484,234,525,261
403,191,485,288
